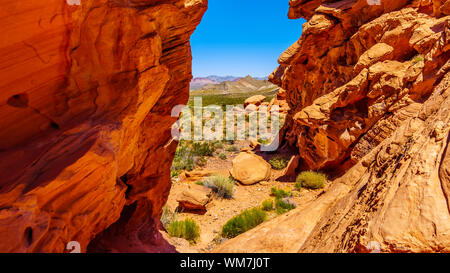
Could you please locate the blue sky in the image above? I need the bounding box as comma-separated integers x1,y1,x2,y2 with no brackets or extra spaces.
191,0,305,78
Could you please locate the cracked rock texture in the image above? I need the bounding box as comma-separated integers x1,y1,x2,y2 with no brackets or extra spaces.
215,0,450,253
0,0,206,252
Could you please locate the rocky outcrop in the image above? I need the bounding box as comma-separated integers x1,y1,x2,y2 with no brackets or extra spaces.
272,0,450,173
0,0,207,253
216,0,450,253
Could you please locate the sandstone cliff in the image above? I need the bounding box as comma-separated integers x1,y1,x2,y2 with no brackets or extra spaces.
215,0,450,253
0,0,206,252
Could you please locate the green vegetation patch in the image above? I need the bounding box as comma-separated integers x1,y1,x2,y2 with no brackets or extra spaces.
270,187,292,199
261,199,274,211
161,205,178,230
202,174,235,199
295,171,327,190
275,198,296,215
221,207,267,238
171,141,217,174
225,145,239,152
219,152,227,160
167,218,200,244
268,156,290,170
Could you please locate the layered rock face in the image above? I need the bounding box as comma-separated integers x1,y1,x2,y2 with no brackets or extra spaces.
216,0,450,252
0,0,206,252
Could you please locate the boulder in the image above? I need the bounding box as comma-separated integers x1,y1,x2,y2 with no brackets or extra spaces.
230,152,271,185
244,95,266,107
177,184,212,211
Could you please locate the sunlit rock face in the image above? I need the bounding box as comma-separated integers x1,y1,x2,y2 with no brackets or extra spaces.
0,0,207,252
273,0,450,173
214,0,450,253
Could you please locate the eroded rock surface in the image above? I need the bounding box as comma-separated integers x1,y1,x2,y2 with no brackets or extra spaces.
216,0,450,253
230,152,272,185
0,0,206,253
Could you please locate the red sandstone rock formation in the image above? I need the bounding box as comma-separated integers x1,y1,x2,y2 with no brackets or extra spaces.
0,0,207,253
215,0,450,253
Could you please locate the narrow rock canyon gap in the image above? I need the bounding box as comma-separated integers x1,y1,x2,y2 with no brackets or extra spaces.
0,0,449,253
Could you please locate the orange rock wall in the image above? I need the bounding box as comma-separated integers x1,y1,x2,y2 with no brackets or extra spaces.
0,0,207,252
272,0,450,173
214,0,450,253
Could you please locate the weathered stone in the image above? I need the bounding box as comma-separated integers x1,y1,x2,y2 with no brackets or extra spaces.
230,152,271,185
177,184,212,211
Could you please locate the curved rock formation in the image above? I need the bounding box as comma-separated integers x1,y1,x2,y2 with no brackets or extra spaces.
0,0,207,252
216,0,450,253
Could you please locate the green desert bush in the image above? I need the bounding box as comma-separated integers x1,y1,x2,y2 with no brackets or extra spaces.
268,156,290,170
219,152,227,160
275,198,296,215
261,199,274,211
167,218,200,243
221,207,267,238
270,187,292,199
202,174,235,198
192,141,216,156
226,145,239,152
213,141,224,149
295,171,327,190
171,141,218,172
171,142,195,171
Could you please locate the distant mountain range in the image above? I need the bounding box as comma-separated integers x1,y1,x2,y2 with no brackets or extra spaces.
190,75,276,95
190,75,269,90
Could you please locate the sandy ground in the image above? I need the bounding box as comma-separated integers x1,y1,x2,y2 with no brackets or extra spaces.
163,140,320,253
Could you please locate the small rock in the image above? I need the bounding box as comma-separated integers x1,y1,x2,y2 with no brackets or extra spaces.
177,184,212,211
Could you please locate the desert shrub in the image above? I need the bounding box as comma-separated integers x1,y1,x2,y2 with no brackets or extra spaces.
167,218,200,243
171,141,218,172
221,207,267,238
202,174,235,198
268,156,290,170
171,142,195,171
161,206,178,230
275,199,296,215
226,145,239,152
270,187,292,199
219,152,227,160
192,141,216,156
295,171,326,190
413,54,425,64
171,170,181,178
261,199,274,211
171,149,195,172
213,141,224,149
